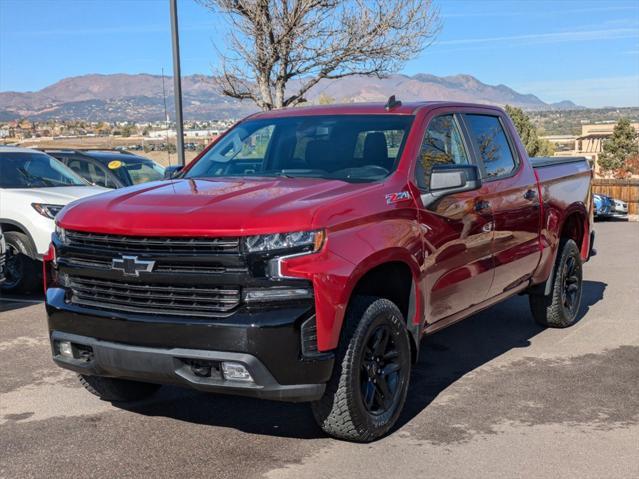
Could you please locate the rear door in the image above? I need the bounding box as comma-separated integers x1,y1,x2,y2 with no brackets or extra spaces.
461,113,542,297
414,112,495,323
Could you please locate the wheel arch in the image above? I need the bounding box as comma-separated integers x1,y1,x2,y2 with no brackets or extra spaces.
533,207,588,297
559,209,589,260
341,251,422,363
0,219,38,258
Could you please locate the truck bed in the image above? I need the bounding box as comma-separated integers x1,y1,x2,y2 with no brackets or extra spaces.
532,155,593,276
530,156,588,168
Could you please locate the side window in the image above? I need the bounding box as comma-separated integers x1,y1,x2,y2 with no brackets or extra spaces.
464,115,517,179
68,159,113,187
87,163,112,187
67,159,91,182
416,114,469,190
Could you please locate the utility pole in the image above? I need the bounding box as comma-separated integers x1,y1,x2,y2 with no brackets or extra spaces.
169,0,185,166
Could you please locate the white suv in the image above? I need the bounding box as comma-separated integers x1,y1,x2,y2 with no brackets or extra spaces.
0,147,107,293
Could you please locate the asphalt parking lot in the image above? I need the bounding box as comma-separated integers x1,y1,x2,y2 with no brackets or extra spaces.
1,221,638,478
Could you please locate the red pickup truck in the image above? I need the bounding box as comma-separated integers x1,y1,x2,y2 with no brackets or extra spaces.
45,101,594,442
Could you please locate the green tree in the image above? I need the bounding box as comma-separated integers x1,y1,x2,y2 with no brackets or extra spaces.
598,118,639,174
505,105,555,157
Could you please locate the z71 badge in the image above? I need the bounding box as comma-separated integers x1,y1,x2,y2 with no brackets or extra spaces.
385,191,411,205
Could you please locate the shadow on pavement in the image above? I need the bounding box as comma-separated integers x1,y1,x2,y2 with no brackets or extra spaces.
0,291,44,313
115,280,607,440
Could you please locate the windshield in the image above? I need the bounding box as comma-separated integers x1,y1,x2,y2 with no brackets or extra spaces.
185,115,414,182
0,152,88,188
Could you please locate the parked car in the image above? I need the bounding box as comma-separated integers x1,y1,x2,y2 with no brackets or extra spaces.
44,150,165,189
0,226,6,286
593,194,613,219
0,147,107,292
45,101,593,442
611,197,628,218
594,193,628,220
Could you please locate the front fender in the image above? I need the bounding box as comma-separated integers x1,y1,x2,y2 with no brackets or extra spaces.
281,213,423,351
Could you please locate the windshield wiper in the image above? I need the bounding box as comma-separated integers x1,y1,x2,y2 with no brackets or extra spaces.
17,168,54,187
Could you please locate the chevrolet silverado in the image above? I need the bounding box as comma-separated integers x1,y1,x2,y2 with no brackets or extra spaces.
45,101,594,442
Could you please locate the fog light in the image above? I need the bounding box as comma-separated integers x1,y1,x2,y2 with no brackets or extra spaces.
221,362,253,382
58,341,73,358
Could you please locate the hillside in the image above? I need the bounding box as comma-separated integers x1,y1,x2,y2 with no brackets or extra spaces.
0,73,582,121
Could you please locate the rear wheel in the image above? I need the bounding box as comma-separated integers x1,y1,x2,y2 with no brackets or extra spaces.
79,375,160,402
529,238,583,328
311,296,411,442
0,231,40,294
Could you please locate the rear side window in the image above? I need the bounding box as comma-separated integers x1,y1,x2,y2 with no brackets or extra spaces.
416,114,469,190
68,158,115,188
464,115,517,179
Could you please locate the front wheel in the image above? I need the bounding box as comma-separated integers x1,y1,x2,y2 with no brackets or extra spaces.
311,296,411,442
0,231,40,294
529,238,583,328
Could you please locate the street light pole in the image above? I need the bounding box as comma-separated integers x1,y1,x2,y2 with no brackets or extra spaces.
169,0,185,166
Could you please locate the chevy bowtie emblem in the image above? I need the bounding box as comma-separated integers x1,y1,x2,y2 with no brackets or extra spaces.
112,255,155,276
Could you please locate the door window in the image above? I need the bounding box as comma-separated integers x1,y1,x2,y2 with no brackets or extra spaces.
464,115,517,179
68,158,114,187
416,114,469,190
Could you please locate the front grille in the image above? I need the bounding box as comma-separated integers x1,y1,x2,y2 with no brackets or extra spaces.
61,255,248,276
66,230,240,254
67,276,241,317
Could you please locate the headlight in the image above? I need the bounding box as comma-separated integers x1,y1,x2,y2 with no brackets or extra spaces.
245,230,325,254
55,224,68,245
32,203,65,219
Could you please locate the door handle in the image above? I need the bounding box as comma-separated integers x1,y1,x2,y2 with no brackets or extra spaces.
475,200,490,212
524,189,537,201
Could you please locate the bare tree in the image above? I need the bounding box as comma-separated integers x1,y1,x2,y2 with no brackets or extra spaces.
197,0,440,110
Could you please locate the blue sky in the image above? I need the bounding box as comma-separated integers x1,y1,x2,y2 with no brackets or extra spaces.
1,0,638,107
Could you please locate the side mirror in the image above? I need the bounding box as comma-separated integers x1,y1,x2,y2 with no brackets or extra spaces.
163,165,183,179
421,164,482,207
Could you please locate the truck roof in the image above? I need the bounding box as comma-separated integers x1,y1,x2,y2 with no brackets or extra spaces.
249,101,505,119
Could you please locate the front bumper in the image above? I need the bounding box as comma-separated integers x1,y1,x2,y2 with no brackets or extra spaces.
46,288,334,402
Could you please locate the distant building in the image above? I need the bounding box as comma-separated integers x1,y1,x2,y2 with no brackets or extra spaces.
543,123,639,176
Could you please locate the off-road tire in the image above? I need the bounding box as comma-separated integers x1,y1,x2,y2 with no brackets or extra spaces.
529,238,583,328
0,231,40,293
79,375,160,402
311,296,411,442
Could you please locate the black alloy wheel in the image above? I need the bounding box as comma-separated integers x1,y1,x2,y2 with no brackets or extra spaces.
3,245,23,291
529,238,583,328
360,324,403,415
561,253,581,319
0,231,40,293
311,296,412,442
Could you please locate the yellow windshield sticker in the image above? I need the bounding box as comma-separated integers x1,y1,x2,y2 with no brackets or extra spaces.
108,160,122,170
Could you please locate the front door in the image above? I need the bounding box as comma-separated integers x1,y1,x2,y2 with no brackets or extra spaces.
461,113,542,296
414,113,495,323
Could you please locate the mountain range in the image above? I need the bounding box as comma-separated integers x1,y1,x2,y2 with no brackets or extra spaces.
0,73,582,122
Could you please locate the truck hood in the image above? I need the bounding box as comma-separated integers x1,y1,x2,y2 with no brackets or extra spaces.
57,177,373,236
9,186,108,205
